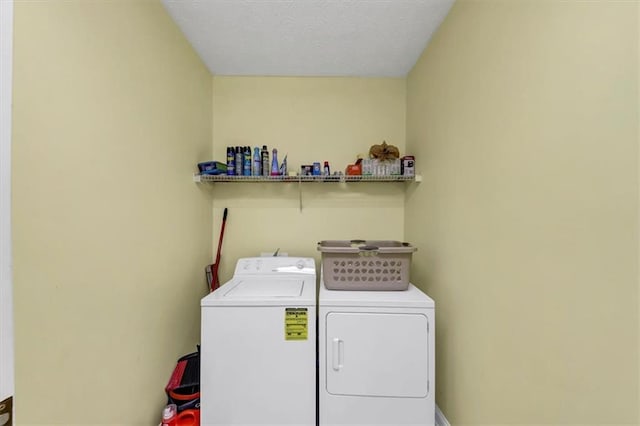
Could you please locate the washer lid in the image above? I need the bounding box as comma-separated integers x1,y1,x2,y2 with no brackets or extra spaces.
201,276,316,307
319,283,434,308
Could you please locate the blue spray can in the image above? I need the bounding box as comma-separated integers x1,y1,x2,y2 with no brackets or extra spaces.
226,146,235,175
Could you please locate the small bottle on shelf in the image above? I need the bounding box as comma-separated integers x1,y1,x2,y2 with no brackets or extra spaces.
226,146,235,176
234,146,242,178
271,149,279,176
252,147,261,176
261,145,269,177
243,146,251,176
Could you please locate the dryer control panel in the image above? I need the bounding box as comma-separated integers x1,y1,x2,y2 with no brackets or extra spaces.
234,257,316,276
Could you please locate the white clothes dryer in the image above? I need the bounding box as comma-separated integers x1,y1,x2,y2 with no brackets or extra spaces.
318,282,435,426
201,257,316,426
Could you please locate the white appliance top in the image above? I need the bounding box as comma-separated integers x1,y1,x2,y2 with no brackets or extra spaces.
202,257,316,307
233,256,316,277
319,282,434,308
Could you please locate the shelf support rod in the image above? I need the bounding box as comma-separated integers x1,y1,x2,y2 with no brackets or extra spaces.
298,177,303,213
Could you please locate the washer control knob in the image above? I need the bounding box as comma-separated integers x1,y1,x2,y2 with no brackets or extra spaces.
296,260,305,270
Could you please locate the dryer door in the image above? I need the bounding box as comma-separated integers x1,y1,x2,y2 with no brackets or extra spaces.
325,312,429,398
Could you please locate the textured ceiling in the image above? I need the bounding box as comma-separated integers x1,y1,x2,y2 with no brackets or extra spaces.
161,0,455,77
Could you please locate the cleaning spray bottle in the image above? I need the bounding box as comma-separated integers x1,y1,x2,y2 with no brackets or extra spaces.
271,148,279,176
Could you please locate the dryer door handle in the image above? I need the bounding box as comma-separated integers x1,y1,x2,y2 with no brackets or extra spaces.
332,338,344,371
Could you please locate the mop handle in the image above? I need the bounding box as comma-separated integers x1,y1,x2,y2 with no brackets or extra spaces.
211,208,228,291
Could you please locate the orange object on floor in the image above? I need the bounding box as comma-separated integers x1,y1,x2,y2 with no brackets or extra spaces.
177,409,200,426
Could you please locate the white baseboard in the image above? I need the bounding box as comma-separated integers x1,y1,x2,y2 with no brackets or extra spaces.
436,404,450,426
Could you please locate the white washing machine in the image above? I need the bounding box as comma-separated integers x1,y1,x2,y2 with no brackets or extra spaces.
318,282,435,426
200,257,316,426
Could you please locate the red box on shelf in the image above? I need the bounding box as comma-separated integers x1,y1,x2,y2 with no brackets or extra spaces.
345,163,362,175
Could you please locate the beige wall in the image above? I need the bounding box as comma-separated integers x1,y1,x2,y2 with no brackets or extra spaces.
210,77,407,282
12,1,212,424
406,0,638,424
12,1,638,424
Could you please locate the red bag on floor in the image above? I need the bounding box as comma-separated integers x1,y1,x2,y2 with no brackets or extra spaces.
165,348,200,413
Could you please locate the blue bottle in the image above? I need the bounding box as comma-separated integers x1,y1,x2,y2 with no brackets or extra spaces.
271,149,279,176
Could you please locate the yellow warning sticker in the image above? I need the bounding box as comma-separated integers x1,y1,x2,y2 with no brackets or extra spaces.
285,308,308,341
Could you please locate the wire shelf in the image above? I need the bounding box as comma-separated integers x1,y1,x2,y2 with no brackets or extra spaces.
194,174,420,183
